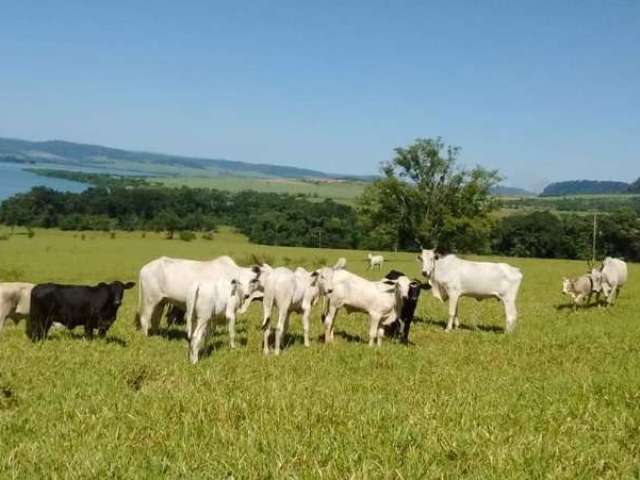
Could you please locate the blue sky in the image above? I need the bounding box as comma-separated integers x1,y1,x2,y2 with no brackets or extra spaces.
1,0,638,190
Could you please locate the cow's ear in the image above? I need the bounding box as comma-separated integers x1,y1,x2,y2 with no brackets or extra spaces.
383,280,396,286
251,265,261,275
310,271,319,277
231,279,239,285
416,255,422,262
98,282,108,288
124,282,136,290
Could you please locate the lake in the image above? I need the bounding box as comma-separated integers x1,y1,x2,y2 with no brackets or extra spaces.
0,162,88,200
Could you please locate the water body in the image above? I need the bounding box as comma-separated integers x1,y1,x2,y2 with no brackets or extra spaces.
0,162,89,200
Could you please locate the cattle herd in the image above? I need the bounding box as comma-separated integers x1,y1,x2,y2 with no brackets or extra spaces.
0,249,629,364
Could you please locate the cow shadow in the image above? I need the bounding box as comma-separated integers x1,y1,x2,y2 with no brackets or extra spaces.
52,331,128,346
423,318,504,334
334,330,365,343
159,327,188,342
555,301,605,312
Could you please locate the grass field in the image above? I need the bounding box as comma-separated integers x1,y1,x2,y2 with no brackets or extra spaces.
157,176,366,205
1,228,639,478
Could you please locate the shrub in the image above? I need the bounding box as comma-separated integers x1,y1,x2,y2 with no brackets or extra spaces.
27,228,35,239
179,231,196,242
110,232,116,239
202,231,214,241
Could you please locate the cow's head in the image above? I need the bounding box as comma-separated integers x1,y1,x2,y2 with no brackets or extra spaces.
383,270,411,299
99,281,135,335
310,257,346,295
590,268,603,292
417,249,438,278
561,278,574,296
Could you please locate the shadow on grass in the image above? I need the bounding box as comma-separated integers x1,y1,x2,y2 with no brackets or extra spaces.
555,301,606,312
50,330,128,346
422,317,505,334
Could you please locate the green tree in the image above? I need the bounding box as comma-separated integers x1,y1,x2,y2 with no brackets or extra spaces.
357,137,501,251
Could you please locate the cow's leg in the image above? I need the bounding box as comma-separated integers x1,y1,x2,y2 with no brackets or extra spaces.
139,297,162,336
0,304,11,332
301,307,311,348
274,306,290,355
227,312,237,349
504,298,518,333
369,313,382,347
189,316,208,364
446,295,460,332
323,304,338,344
607,285,619,305
261,297,273,355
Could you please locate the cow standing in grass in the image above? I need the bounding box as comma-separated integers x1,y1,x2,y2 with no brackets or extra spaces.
562,275,594,310
258,265,321,354
135,256,263,336
0,282,34,333
311,260,411,346
28,281,135,340
382,271,430,343
185,278,245,364
367,254,384,271
590,257,628,306
418,249,523,333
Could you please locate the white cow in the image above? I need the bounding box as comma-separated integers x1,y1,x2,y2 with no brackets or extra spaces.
311,260,410,346
367,253,384,271
418,249,523,333
185,278,245,364
259,266,321,355
590,257,628,306
0,282,34,332
136,256,262,336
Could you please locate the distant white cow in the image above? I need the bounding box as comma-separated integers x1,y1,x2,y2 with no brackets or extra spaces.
0,282,34,332
590,257,628,306
185,278,245,364
259,266,321,354
418,249,523,333
136,256,263,336
561,275,593,310
311,260,410,346
367,253,384,271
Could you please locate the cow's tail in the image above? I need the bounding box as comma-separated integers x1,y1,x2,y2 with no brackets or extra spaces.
185,283,199,340
134,272,143,330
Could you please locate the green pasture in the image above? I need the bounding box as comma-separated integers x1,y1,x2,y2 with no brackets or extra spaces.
1,228,639,478
156,176,366,205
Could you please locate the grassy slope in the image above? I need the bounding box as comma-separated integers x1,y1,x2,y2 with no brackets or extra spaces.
1,229,639,478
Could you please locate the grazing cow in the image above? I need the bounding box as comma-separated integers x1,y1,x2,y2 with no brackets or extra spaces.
590,257,628,306
381,271,430,343
561,275,593,310
28,281,135,341
418,249,523,333
259,266,321,354
367,253,384,271
135,256,263,336
311,261,411,346
185,278,245,364
0,282,34,333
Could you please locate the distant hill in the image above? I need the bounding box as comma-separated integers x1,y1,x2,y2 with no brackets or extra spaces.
0,137,360,180
540,180,630,197
491,185,535,197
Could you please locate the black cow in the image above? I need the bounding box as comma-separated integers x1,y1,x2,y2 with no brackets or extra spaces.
28,281,135,341
383,270,430,343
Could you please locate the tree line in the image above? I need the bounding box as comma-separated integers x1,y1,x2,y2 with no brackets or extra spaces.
2,137,639,261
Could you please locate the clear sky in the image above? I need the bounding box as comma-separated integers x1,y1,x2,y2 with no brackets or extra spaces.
1,0,638,190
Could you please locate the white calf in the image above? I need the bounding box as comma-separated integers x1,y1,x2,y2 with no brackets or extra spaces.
260,266,320,354
311,264,409,346
185,278,244,364
0,282,34,332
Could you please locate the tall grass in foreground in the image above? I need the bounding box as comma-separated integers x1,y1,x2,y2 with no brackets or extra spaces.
1,228,639,478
